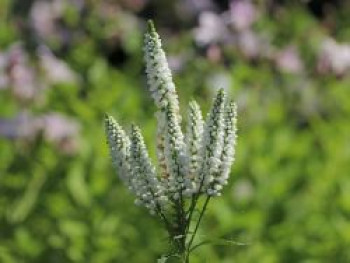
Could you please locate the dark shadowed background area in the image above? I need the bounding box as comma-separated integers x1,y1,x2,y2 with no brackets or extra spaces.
1,0,350,262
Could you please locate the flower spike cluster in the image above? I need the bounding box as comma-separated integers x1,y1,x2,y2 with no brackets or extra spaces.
105,21,237,215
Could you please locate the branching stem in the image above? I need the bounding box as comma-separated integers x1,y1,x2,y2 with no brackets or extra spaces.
187,195,211,251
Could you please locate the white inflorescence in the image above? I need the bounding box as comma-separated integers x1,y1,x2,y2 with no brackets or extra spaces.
144,21,186,199
104,21,237,214
163,102,187,199
207,102,237,196
130,125,167,214
184,101,204,196
143,21,180,114
105,114,131,184
196,89,226,195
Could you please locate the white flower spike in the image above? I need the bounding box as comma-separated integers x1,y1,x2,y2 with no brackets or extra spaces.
144,20,182,184
207,101,238,196
105,114,131,184
163,101,186,199
184,100,204,195
196,88,226,195
144,20,180,114
130,124,167,213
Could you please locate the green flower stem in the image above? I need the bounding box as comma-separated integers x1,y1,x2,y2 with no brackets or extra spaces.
187,196,211,253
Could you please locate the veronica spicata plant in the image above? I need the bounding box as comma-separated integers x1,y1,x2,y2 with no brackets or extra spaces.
105,21,237,262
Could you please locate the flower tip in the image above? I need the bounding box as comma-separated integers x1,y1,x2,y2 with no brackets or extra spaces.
147,20,156,33
218,88,225,95
104,113,112,125
131,123,138,133
214,88,226,102
131,124,143,141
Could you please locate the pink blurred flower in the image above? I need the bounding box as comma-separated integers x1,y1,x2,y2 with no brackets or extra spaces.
0,52,9,89
41,113,79,144
6,44,40,100
30,0,84,40
237,30,263,59
11,64,38,100
206,44,222,63
38,46,77,84
275,45,304,74
0,75,7,89
168,54,187,73
30,0,62,39
0,112,41,139
194,12,229,46
0,112,80,154
180,0,215,15
317,38,350,76
229,0,257,31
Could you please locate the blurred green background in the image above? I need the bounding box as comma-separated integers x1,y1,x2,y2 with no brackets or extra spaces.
1,0,350,262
